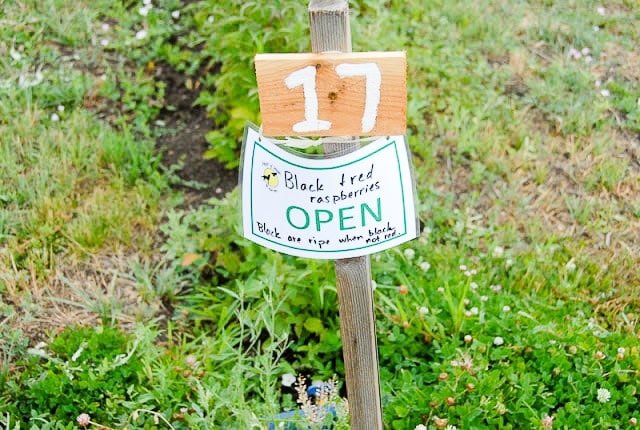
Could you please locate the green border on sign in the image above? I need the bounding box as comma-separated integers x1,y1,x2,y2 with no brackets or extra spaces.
249,138,409,254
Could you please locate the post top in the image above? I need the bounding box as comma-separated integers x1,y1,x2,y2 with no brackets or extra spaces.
309,0,348,12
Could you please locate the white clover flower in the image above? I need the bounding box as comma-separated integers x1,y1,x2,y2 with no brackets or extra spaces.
207,15,214,23
459,264,467,271
51,113,60,122
437,287,445,293
418,306,429,315
135,29,148,39
463,298,470,306
415,425,427,430
595,351,606,360
143,0,152,5
464,270,472,277
470,269,477,276
76,414,91,426
490,284,502,292
597,387,611,403
404,248,416,260
480,295,488,302
585,55,593,64
445,426,457,430
101,23,110,31
493,336,504,346
502,305,511,312
600,89,611,97
541,414,554,428
470,282,478,290
422,226,432,236
596,6,606,15
618,347,626,354
419,261,431,272
171,10,180,19
470,307,479,315
57,105,64,112
565,260,577,271
593,25,600,32
282,373,296,387
100,38,109,47
595,80,602,87
581,47,591,55
493,246,504,258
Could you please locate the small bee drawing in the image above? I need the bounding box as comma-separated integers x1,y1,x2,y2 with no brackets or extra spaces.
262,168,278,188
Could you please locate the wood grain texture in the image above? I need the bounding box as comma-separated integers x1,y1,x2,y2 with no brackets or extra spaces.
255,52,406,137
309,1,384,429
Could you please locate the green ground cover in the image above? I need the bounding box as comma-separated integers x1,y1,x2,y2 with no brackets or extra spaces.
1,0,638,429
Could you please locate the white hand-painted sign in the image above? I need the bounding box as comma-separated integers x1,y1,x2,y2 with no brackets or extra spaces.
241,126,418,259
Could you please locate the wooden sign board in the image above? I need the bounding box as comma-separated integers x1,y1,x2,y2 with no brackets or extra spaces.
255,51,406,137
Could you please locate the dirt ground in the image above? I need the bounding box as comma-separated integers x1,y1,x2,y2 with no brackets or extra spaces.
154,63,238,206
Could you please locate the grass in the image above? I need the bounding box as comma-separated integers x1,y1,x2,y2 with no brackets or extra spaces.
1,0,639,429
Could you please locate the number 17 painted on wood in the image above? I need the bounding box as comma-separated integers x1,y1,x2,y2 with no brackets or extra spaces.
255,52,406,137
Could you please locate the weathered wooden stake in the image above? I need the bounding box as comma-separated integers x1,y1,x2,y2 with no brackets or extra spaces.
309,1,384,428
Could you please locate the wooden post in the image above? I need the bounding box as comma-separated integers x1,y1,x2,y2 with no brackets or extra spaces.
308,1,384,429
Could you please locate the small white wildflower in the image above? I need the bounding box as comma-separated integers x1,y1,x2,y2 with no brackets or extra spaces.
593,25,600,32
600,89,610,97
470,269,477,275
445,425,457,430
437,287,445,293
423,226,432,236
143,0,152,5
502,305,511,312
618,347,626,354
459,264,467,271
35,341,47,349
480,295,488,302
451,360,461,367
597,387,611,403
101,23,110,31
464,310,472,317
185,355,198,368
464,270,472,277
595,351,606,360
76,413,91,426
282,373,296,387
139,5,152,16
207,15,214,23
135,29,148,39
490,284,502,292
505,258,513,268
470,282,478,290
541,414,554,428
493,246,504,258
419,306,429,315
100,38,109,47
463,298,470,306
493,336,504,346
10,48,22,61
57,105,64,112
585,55,593,64
419,261,431,272
171,10,180,19
215,187,223,194
470,306,479,315
565,260,577,271
51,113,60,122
596,6,606,15
404,248,416,260
414,425,427,430
581,47,591,56
595,80,602,87
464,335,473,343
